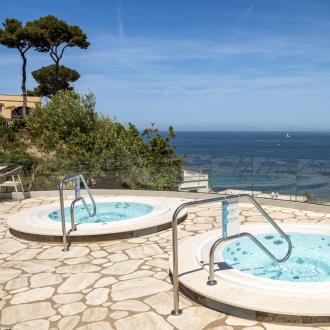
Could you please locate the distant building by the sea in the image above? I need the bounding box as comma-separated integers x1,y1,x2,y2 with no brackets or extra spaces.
0,94,41,119
179,170,209,193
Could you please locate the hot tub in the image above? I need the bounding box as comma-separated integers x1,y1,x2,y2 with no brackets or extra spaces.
7,195,187,240
170,223,330,318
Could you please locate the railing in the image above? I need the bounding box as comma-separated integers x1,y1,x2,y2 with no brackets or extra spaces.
184,156,330,204
59,173,96,251
170,194,292,316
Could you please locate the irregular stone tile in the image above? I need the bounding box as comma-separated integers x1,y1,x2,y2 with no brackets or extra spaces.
7,249,43,261
268,212,294,220
91,251,107,258
127,237,147,243
0,269,21,284
58,301,87,316
0,238,26,253
111,300,150,312
104,243,138,253
57,273,101,293
10,287,29,294
196,209,220,217
14,260,60,274
111,277,171,300
30,272,62,288
167,306,223,330
246,215,265,222
1,302,56,325
101,260,143,275
115,311,172,330
185,223,212,231
144,292,191,315
82,307,108,322
52,293,83,304
5,277,28,290
263,324,318,330
107,253,128,262
225,315,257,326
49,314,61,321
58,315,80,330
119,270,154,281
56,264,101,273
12,319,50,330
86,288,110,305
158,229,191,240
153,272,168,280
110,311,129,319
64,257,90,265
92,258,108,265
125,244,163,259
77,322,112,330
94,276,117,288
146,258,168,269
89,243,101,251
37,246,89,259
11,287,55,304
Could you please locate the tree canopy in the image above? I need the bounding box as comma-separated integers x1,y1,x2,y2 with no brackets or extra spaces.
27,15,89,65
0,19,38,115
30,65,80,97
27,15,89,96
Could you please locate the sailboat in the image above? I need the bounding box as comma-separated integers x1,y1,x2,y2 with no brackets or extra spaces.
286,133,290,138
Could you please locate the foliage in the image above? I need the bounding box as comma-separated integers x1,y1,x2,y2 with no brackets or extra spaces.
30,64,80,97
27,15,89,96
16,90,183,191
0,18,38,114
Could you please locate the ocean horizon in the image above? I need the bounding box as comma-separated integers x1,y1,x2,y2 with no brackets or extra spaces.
169,131,330,200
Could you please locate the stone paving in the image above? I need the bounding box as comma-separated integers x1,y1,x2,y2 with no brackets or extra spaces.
1,196,330,329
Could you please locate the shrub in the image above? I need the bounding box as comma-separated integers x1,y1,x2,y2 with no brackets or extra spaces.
22,90,183,191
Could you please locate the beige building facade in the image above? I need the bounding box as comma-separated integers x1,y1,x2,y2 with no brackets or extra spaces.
0,94,41,119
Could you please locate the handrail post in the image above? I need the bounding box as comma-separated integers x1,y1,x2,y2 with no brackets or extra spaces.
59,180,68,251
171,206,183,315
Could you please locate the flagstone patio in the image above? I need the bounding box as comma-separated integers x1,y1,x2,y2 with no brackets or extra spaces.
1,195,330,329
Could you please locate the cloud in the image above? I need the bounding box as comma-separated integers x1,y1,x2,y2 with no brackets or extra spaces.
117,0,124,44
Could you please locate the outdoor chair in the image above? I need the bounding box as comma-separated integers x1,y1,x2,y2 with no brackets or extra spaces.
0,166,25,201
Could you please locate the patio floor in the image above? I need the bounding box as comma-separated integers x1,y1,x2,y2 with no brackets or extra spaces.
1,195,330,329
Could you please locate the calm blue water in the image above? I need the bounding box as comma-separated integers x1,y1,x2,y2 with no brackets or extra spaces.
169,132,330,200
171,132,330,160
222,232,330,282
48,202,153,224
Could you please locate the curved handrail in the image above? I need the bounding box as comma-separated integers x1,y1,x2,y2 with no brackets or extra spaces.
207,231,292,285
170,193,292,316
59,173,96,251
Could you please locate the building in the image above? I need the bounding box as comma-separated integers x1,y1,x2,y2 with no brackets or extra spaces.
0,94,41,119
179,170,210,193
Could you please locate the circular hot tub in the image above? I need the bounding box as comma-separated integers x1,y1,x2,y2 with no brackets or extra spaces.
7,195,187,241
170,223,330,319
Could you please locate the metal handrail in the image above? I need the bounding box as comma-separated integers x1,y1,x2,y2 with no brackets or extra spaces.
207,231,292,285
59,173,96,251
170,193,292,316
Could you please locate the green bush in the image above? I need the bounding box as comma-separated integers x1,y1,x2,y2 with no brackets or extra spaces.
16,90,183,191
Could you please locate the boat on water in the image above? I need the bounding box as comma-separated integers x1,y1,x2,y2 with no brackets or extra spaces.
286,133,290,138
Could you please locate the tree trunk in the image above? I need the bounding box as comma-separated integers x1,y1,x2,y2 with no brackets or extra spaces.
55,58,60,93
21,51,27,117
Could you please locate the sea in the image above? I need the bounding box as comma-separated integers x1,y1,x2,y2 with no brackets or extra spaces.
169,132,330,202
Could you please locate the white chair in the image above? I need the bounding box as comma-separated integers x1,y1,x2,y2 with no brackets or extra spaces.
0,166,25,201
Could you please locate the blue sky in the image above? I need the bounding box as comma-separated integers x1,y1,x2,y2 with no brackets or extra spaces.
1,0,330,131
